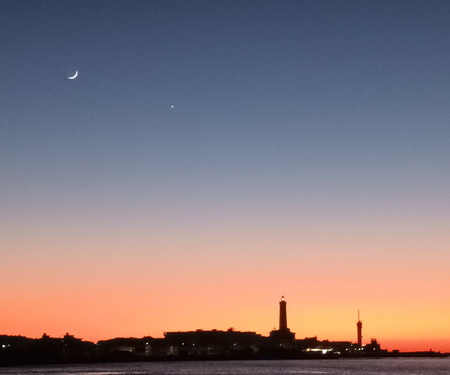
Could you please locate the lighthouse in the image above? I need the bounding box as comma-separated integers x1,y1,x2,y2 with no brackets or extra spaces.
270,296,295,340
279,295,288,330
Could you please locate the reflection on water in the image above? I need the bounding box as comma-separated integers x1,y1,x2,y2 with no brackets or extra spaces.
0,358,449,375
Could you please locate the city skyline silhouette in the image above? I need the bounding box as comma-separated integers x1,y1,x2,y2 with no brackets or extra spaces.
3,295,446,365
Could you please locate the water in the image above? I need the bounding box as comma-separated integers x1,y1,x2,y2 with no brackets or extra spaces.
0,358,449,375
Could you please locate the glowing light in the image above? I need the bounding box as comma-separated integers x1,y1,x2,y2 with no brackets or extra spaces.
67,70,78,80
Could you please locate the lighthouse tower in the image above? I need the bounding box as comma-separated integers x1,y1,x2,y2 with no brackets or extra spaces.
270,296,295,340
279,295,288,330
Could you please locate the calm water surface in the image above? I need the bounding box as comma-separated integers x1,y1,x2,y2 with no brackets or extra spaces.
0,358,449,375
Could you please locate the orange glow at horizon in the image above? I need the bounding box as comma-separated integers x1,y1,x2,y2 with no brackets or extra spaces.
3,270,450,353
2,217,449,353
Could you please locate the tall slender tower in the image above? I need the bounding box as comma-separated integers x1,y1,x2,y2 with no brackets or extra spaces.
357,310,363,347
270,295,295,340
279,296,288,331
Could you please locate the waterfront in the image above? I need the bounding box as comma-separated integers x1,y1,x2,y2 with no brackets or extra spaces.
0,358,449,375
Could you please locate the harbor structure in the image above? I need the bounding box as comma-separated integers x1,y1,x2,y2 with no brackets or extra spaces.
357,310,363,347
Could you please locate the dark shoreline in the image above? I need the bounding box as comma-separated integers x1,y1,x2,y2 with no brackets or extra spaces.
2,331,448,368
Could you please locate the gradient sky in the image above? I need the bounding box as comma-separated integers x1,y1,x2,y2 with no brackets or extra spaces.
1,0,450,352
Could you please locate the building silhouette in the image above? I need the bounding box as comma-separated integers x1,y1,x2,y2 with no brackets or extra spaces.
1,296,412,365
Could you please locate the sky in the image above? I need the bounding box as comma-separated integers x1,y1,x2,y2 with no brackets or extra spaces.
1,0,450,352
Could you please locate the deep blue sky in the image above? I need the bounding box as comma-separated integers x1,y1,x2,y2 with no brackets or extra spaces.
1,0,450,345
3,0,450,222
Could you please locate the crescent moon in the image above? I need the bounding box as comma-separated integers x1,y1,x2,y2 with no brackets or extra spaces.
68,71,78,80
